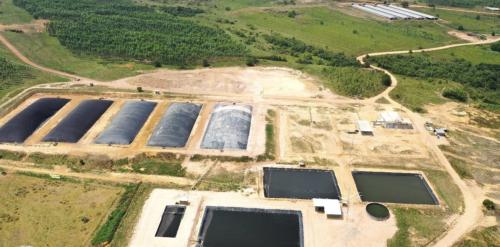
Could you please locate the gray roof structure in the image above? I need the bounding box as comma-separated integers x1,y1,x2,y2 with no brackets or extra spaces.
95,100,157,145
148,102,201,148
201,104,252,150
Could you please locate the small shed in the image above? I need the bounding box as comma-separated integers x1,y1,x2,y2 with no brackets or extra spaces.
313,198,342,217
376,111,413,129
356,120,374,135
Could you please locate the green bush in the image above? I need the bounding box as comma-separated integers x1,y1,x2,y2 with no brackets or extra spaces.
0,150,27,161
442,88,468,102
482,199,495,210
491,42,500,52
131,159,185,177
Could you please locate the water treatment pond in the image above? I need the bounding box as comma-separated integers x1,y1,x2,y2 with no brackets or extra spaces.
155,205,185,238
352,171,438,205
197,207,303,247
264,167,341,199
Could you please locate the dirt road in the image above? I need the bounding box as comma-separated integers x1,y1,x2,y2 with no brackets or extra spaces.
0,33,90,81
0,160,194,186
356,39,500,247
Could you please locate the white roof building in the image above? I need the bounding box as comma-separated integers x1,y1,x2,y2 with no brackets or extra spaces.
378,111,402,123
485,7,499,11
313,198,342,216
356,120,374,135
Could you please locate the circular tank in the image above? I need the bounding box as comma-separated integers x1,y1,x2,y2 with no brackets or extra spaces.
366,203,390,220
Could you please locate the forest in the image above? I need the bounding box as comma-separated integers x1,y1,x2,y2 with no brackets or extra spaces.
12,0,246,66
368,54,500,107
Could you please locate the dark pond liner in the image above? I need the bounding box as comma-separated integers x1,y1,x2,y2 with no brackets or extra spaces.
148,102,201,148
95,100,156,145
352,171,439,205
197,206,303,247
43,99,113,143
264,167,341,200
201,104,252,150
155,205,185,238
0,98,70,143
366,203,390,221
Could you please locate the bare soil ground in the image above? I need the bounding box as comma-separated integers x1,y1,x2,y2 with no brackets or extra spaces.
130,189,397,247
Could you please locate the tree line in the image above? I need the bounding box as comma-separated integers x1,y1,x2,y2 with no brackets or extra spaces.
13,0,246,66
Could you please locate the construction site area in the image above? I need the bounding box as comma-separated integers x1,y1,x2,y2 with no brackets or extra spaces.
0,66,456,246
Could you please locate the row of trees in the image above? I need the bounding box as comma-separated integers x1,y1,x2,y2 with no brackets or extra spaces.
13,0,246,66
263,33,359,67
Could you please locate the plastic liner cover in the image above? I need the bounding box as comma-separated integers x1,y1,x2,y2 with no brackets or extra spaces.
197,207,303,247
148,102,201,148
0,98,70,143
200,104,252,150
155,205,186,238
352,171,439,205
43,99,113,143
264,167,342,200
95,100,156,145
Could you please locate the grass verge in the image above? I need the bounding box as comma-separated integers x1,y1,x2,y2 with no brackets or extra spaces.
91,183,139,246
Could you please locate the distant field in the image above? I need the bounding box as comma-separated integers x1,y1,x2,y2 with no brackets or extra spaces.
0,0,32,24
0,173,123,247
3,32,154,81
0,43,67,102
230,7,459,55
424,44,500,64
415,7,500,34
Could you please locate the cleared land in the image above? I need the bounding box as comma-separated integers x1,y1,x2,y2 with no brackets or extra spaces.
0,0,32,24
0,172,123,247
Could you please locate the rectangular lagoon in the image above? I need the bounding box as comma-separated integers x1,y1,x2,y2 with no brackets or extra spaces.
264,167,341,200
197,207,303,247
352,171,438,205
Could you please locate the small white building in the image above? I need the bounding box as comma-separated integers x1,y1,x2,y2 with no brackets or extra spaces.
356,120,374,135
376,111,413,129
313,198,342,217
485,6,500,11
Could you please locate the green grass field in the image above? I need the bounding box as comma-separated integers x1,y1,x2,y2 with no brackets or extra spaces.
415,7,500,34
0,43,67,103
0,0,32,24
423,44,500,64
229,7,459,55
0,173,123,247
389,76,451,112
3,32,154,81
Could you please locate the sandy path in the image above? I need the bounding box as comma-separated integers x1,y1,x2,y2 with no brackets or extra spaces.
0,160,194,186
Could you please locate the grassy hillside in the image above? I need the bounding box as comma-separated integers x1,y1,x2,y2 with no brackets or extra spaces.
228,7,459,55
415,7,500,34
0,42,67,102
423,44,500,64
373,44,500,111
0,0,32,24
3,32,154,81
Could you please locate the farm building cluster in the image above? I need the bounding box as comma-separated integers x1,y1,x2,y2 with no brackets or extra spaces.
352,4,437,20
